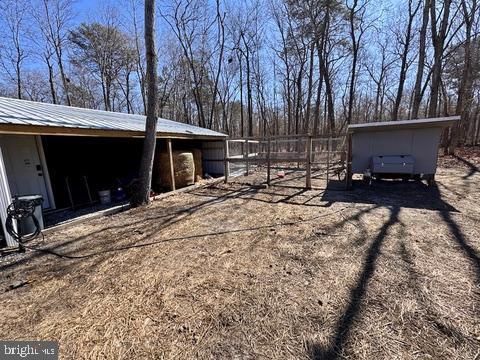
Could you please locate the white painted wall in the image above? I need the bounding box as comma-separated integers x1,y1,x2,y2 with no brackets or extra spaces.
202,141,225,176
0,135,52,209
351,127,443,174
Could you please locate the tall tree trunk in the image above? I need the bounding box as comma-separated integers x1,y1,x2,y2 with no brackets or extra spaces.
304,43,315,134
57,54,71,106
428,0,451,118
411,0,430,119
133,0,158,206
126,71,132,114
392,0,421,120
131,0,146,114
313,65,324,137
238,54,244,137
346,0,360,125
46,54,57,104
16,51,22,100
208,0,225,129
451,0,478,152
295,59,305,134
245,46,253,137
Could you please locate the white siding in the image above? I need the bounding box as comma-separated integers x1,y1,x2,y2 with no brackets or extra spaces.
0,147,16,247
351,127,442,174
202,141,225,176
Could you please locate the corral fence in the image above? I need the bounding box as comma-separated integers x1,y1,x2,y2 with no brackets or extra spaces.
223,134,348,189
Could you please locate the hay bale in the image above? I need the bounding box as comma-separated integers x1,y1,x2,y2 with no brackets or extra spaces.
192,148,203,182
154,151,195,189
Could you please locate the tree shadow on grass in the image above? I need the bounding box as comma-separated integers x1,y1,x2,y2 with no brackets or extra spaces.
322,179,458,212
307,181,476,359
440,209,480,284
306,206,400,359
452,155,479,179
0,185,255,272
399,240,474,346
431,182,480,284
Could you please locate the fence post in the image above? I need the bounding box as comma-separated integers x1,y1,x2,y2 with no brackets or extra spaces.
245,139,249,176
306,135,312,189
224,138,229,184
267,137,271,185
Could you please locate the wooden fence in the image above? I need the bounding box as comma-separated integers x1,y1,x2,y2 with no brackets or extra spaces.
223,134,348,189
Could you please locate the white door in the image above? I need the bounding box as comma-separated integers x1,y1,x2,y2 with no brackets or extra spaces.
0,135,51,209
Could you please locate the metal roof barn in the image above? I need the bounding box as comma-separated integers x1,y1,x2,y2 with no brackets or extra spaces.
346,116,460,187
0,97,226,139
0,97,227,248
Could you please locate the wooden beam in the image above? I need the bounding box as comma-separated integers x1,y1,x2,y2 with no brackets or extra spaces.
227,157,308,163
223,139,229,184
0,123,226,140
167,139,175,191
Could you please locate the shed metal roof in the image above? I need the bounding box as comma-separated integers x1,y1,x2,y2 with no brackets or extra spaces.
0,97,226,139
347,116,460,133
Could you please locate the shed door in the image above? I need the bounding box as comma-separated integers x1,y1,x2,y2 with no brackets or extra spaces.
0,135,50,209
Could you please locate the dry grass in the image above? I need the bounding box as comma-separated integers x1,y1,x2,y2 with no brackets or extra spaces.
1,152,480,359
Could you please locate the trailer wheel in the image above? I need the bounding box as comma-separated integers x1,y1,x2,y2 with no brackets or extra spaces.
426,174,435,187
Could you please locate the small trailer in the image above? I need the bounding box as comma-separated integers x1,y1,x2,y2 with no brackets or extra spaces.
346,116,460,187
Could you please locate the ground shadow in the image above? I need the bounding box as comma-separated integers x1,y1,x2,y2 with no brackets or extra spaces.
0,185,251,272
399,240,473,345
321,180,458,212
434,184,480,284
452,155,479,179
307,206,401,359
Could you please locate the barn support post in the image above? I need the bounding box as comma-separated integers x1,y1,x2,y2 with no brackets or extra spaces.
346,133,353,190
223,139,229,184
306,135,312,189
167,138,176,191
266,137,271,185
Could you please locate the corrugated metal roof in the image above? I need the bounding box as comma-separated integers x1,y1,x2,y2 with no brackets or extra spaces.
0,97,226,138
348,116,460,133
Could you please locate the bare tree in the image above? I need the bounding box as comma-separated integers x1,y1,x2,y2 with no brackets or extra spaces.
346,0,369,125
365,35,395,121
391,0,421,120
0,0,29,99
69,22,136,111
34,0,74,105
133,0,158,206
411,0,431,119
428,0,452,117
128,0,147,114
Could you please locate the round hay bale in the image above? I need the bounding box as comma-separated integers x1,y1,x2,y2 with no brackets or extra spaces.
155,151,195,189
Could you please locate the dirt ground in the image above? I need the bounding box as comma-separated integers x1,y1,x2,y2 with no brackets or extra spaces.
1,150,480,359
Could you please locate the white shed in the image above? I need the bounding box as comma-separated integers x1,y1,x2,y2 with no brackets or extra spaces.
346,116,460,187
